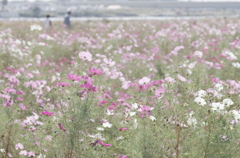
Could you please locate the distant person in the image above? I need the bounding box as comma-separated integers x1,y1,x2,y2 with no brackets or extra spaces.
44,15,52,29
63,11,72,28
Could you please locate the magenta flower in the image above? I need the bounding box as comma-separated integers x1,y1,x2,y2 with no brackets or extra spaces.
41,111,53,116
58,123,67,132
96,140,111,147
57,82,70,87
119,155,128,158
67,73,81,81
88,68,103,76
119,127,129,131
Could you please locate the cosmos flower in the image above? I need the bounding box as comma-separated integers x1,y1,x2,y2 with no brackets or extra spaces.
57,82,70,87
194,97,206,106
88,68,103,76
41,111,53,116
58,123,67,132
79,51,92,61
119,127,129,131
96,140,111,147
211,102,225,112
67,73,81,81
138,77,150,85
102,122,112,128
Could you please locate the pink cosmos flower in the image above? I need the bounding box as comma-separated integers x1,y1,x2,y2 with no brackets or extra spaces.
57,82,70,87
177,74,187,82
88,68,103,76
28,151,35,157
67,73,81,81
19,150,28,156
119,127,129,131
80,83,96,92
79,51,92,61
155,86,166,97
119,155,128,158
17,97,23,101
103,58,115,67
58,123,67,132
139,105,153,118
15,143,24,150
41,111,53,116
28,128,37,131
19,103,27,110
96,140,111,147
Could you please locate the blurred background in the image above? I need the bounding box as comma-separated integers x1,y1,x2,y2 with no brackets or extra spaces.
1,0,240,19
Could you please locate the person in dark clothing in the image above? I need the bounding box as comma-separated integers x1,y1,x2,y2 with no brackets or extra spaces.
63,11,72,28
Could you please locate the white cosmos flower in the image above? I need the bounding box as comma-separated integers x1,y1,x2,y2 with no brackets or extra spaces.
133,119,138,129
211,102,225,112
116,136,124,140
149,116,156,121
197,90,207,97
232,62,240,68
225,51,238,60
106,109,114,115
222,98,234,107
96,127,104,131
129,112,136,117
187,117,197,126
132,103,139,109
194,97,206,106
214,83,223,91
231,110,240,120
102,122,112,128
194,51,203,58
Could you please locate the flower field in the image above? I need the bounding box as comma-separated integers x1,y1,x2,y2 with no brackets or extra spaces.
0,18,240,158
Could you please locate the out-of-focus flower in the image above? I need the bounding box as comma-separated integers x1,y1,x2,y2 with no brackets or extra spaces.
15,143,24,150
41,111,53,116
197,90,207,97
79,51,92,61
232,62,240,68
194,97,206,106
58,123,67,132
138,77,150,85
214,83,223,91
57,82,70,87
222,98,234,107
28,151,36,157
88,68,103,76
119,154,128,158
194,51,203,58
102,122,112,128
30,24,42,31
96,140,111,147
67,73,81,81
177,74,187,82
211,102,225,112
19,150,28,156
96,127,104,131
149,116,156,121
119,127,129,131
